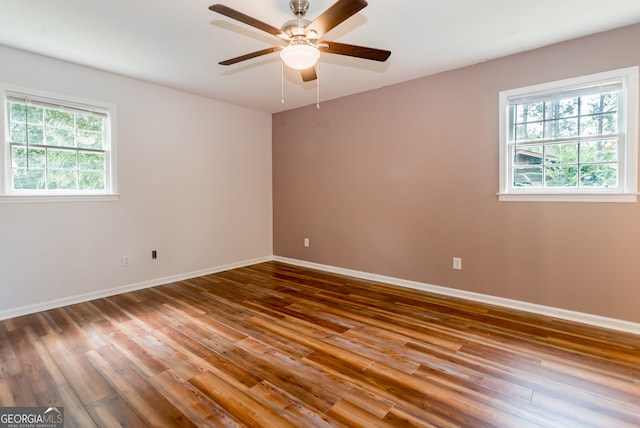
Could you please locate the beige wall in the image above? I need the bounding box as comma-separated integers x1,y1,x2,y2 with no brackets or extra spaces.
273,24,640,324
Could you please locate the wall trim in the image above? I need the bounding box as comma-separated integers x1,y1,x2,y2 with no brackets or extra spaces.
0,256,272,321
4,254,639,336
273,256,640,336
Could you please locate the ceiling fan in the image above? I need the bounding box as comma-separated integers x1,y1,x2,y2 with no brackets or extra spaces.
209,0,391,82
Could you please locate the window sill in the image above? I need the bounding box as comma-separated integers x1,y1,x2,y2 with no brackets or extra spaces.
497,192,638,203
0,194,120,204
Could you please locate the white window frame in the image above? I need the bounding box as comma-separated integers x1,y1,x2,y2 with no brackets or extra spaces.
498,67,639,202
0,84,118,203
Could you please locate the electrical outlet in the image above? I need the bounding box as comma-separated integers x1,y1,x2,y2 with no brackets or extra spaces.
453,257,462,270
304,238,310,247
122,255,131,267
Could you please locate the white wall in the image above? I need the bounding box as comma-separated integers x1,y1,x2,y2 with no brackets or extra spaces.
0,45,273,318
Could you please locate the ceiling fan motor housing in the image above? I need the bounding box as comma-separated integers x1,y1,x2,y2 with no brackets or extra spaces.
282,19,312,37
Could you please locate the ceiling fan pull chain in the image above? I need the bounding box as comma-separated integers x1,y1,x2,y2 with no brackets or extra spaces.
281,61,285,104
316,62,320,109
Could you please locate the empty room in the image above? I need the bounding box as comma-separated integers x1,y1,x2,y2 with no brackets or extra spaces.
1,0,640,426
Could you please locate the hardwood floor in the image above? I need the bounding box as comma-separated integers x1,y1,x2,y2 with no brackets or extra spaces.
1,261,639,427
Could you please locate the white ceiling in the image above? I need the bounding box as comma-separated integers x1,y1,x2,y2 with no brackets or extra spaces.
1,0,640,113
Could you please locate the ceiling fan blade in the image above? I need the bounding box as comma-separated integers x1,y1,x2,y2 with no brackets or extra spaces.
219,46,282,65
319,41,391,62
300,67,317,82
306,0,368,38
209,4,284,38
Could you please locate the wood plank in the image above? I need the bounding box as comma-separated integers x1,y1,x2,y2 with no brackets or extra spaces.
90,318,169,378
189,370,298,428
0,380,15,406
248,315,374,370
249,380,336,428
219,337,341,413
40,333,114,405
407,344,535,402
33,382,97,428
531,388,640,428
6,327,65,395
150,369,246,427
0,375,37,407
0,324,21,379
127,316,263,391
383,405,449,428
85,395,148,428
86,346,196,427
325,399,390,428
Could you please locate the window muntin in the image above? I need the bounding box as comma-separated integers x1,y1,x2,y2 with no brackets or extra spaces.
511,89,620,189
499,67,638,202
2,88,116,198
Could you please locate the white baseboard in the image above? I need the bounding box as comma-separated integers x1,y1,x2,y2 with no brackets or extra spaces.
4,254,639,336
273,256,640,336
0,256,273,321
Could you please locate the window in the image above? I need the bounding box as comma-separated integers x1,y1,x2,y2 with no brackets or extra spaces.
498,67,638,202
1,86,117,201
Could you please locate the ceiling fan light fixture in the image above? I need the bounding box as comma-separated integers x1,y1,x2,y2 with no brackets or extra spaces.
280,43,320,70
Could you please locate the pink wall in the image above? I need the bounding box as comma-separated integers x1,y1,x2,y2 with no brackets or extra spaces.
273,24,640,324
